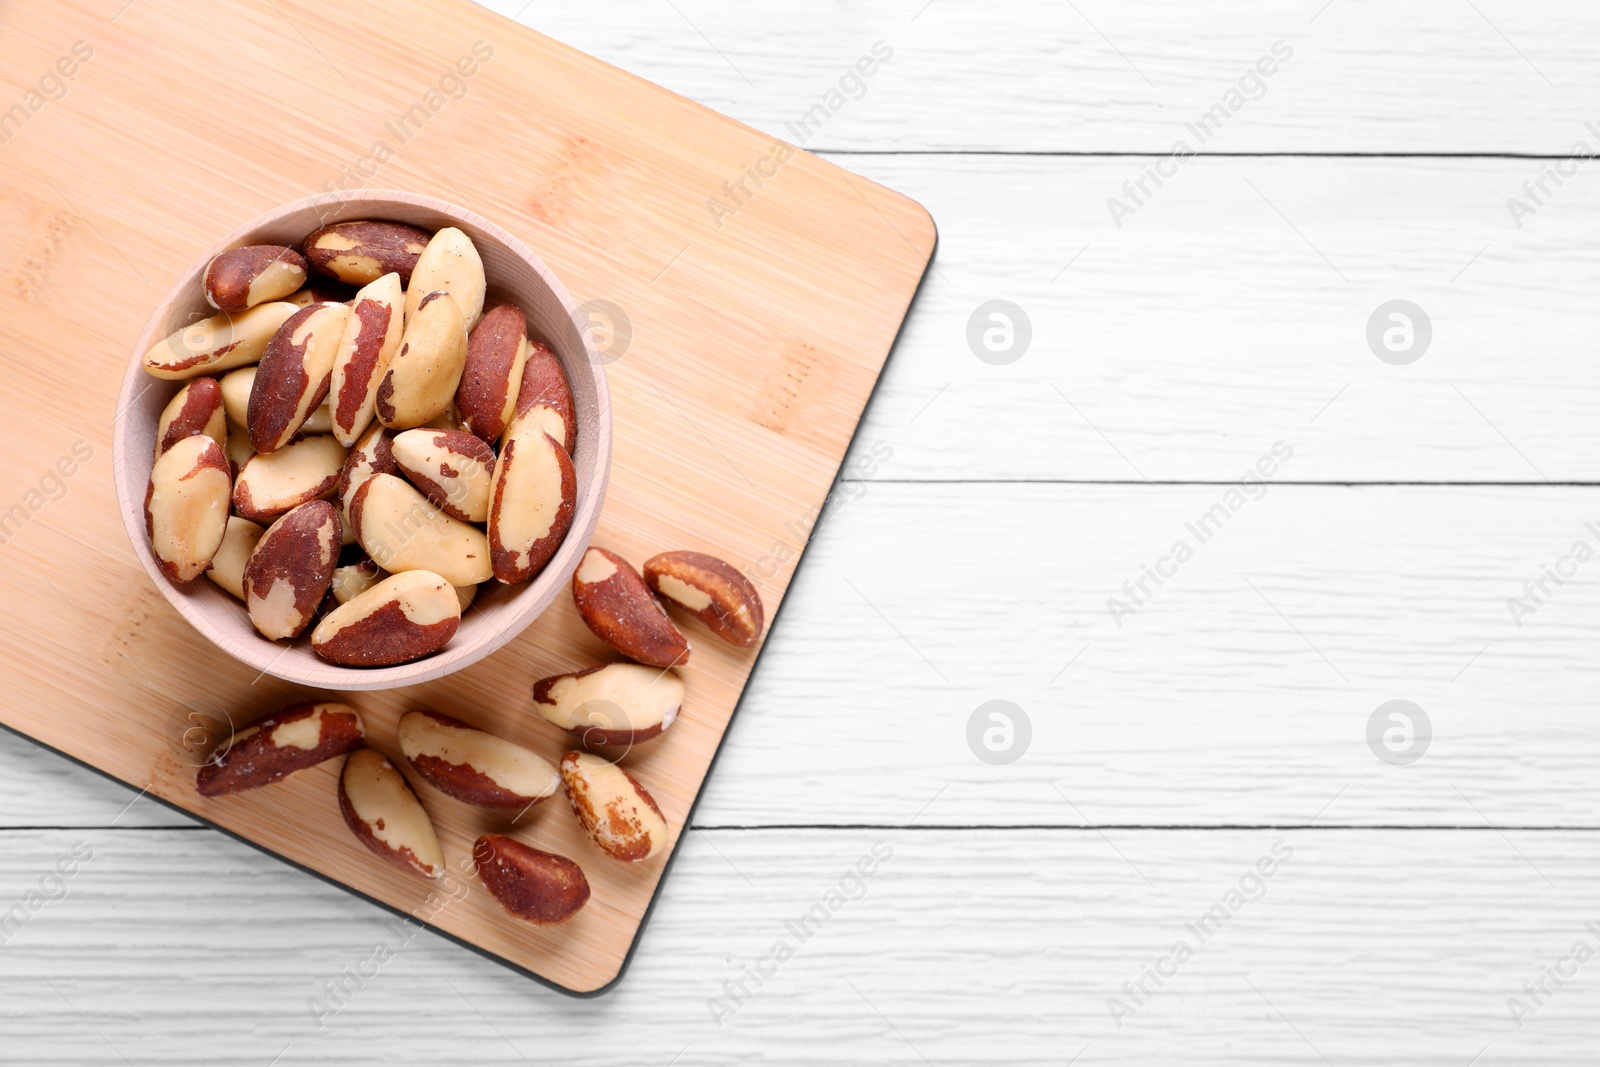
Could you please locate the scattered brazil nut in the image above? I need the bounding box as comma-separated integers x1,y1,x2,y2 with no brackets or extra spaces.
572,547,688,667
204,245,308,313
398,710,560,809
144,434,231,583
303,219,432,286
247,301,351,453
142,300,300,380
154,376,226,460
472,834,589,925
349,472,492,586
232,434,346,524
375,290,468,429
205,516,264,600
338,749,444,879
311,569,461,666
455,304,528,442
560,751,669,862
404,226,486,329
195,702,365,797
502,340,575,455
392,427,496,523
242,499,340,640
329,272,404,446
532,663,685,747
644,551,765,648
487,424,575,585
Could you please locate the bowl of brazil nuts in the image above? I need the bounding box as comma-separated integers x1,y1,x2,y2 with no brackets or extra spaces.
111,190,612,690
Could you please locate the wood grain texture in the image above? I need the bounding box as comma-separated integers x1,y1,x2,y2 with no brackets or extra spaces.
2,827,1594,1064
827,153,1600,482
0,0,933,992
481,0,1600,154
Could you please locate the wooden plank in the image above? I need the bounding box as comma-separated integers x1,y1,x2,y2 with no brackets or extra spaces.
827,153,1600,482
500,0,1600,153
1,826,1592,1062
2,484,1595,830
0,0,933,992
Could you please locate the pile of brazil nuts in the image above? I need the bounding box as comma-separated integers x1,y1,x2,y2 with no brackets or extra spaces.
141,219,579,667
188,548,767,925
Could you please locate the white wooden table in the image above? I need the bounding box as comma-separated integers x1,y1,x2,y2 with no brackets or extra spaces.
5,1,1598,1062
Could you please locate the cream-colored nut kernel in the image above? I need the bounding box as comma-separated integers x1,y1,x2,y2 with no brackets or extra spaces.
338,749,444,879
330,558,384,604
301,402,333,434
304,220,432,286
398,710,560,808
248,302,351,453
154,377,227,460
142,301,300,380
392,428,495,523
644,551,766,649
145,434,232,583
232,434,346,524
196,702,364,797
206,516,264,600
487,425,575,584
455,583,477,611
375,290,468,429
328,272,404,446
404,226,486,329
242,499,340,640
348,473,491,587
560,751,669,862
218,366,257,426
456,304,529,442
204,245,308,313
422,399,467,432
572,547,689,668
503,340,576,455
224,424,255,474
531,663,685,747
313,569,460,667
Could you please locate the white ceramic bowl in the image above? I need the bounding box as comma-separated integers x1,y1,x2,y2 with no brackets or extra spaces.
112,190,611,690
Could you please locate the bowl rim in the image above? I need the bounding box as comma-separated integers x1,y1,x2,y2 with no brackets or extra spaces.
111,188,612,690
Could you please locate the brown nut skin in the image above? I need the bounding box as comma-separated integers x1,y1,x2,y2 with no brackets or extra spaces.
329,273,405,447
195,702,365,797
204,245,309,313
644,551,766,649
303,220,432,286
456,305,528,443
339,749,445,879
154,376,227,460
471,834,589,926
503,341,575,455
311,569,460,667
487,426,575,585
560,751,669,862
248,302,351,453
398,710,561,809
144,434,232,583
572,547,689,668
231,435,346,524
392,428,496,523
142,301,300,380
532,663,685,747
242,500,341,641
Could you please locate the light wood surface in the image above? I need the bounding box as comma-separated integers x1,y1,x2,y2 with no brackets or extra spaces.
0,0,932,993
2,0,1597,1063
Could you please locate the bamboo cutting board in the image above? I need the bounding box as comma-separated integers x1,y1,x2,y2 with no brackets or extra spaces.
0,0,933,993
